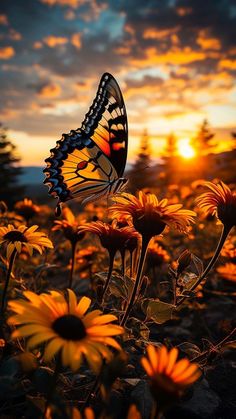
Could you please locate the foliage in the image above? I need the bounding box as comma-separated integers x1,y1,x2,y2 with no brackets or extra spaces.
0,178,235,419
0,124,24,207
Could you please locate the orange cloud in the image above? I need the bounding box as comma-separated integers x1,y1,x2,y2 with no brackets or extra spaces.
0,46,15,59
64,9,76,20
71,33,82,49
219,59,236,70
131,46,206,67
0,14,8,25
176,7,192,16
41,0,85,8
197,30,221,50
9,29,22,41
38,83,61,98
33,41,43,49
143,27,179,40
43,35,68,47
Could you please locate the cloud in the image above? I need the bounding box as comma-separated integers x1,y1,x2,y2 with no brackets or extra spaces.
37,83,62,97
0,46,15,59
219,59,236,70
43,35,68,47
197,30,221,50
40,0,85,7
0,14,8,25
71,32,82,49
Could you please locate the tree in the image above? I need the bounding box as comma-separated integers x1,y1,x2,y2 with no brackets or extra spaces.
0,124,24,207
128,129,153,191
161,132,178,184
191,119,215,156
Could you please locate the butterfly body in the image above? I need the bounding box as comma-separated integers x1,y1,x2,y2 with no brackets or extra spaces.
44,73,128,214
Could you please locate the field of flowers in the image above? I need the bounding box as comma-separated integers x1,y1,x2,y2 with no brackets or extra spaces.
0,180,235,419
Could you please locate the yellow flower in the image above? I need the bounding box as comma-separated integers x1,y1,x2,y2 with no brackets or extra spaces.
0,224,53,260
110,191,196,240
141,345,201,406
45,406,94,419
14,198,40,222
217,263,236,282
196,181,236,229
78,221,140,255
126,404,141,419
8,289,124,373
147,240,170,267
52,207,85,245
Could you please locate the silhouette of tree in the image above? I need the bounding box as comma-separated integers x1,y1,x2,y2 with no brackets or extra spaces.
0,124,24,207
191,119,215,156
161,132,178,184
128,129,153,191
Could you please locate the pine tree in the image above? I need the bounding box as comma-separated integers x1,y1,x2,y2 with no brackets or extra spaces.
191,119,215,156
0,124,24,207
161,132,178,184
128,129,153,191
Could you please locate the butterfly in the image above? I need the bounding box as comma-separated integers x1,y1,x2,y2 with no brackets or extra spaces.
43,73,128,216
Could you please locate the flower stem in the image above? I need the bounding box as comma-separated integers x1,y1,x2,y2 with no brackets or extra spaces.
101,251,115,303
121,236,150,326
69,242,77,289
43,356,61,418
1,249,17,317
177,225,231,306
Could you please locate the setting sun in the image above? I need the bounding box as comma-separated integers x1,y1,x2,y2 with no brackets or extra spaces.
178,138,196,159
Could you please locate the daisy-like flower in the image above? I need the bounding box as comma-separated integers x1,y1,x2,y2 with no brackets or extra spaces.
217,263,236,282
195,181,236,230
110,191,196,241
79,221,140,256
141,345,201,410
79,221,140,299
0,224,53,260
14,198,40,222
45,406,94,419
147,241,170,268
8,289,124,373
52,207,85,245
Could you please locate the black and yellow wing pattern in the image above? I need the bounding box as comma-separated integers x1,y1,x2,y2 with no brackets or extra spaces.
43,73,128,215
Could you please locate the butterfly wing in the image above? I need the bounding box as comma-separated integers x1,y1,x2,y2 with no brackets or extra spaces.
43,73,128,211
81,72,128,177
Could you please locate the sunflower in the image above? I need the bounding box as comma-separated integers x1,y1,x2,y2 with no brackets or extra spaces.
45,406,94,419
14,198,40,222
52,207,85,245
0,224,53,260
141,345,201,409
195,181,236,230
8,289,124,373
110,191,196,241
147,240,170,268
78,221,140,255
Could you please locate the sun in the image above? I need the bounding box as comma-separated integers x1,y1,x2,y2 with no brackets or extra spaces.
178,138,196,159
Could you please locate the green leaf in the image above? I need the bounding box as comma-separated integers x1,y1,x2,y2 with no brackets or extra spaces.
96,272,134,301
143,299,175,324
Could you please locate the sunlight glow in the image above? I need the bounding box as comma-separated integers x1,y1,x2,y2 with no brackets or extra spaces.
178,138,196,159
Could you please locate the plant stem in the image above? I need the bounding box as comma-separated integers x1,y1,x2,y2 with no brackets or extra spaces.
121,236,150,326
130,251,133,278
43,356,61,418
1,249,17,316
121,250,125,277
69,242,77,289
101,251,115,303
177,225,231,306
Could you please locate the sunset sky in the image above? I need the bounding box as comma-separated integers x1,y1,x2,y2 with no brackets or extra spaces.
0,0,236,166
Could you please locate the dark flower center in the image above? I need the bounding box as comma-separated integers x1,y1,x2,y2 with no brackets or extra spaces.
4,231,27,242
52,314,87,341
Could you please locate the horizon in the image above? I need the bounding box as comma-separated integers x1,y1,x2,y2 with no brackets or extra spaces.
0,1,236,166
